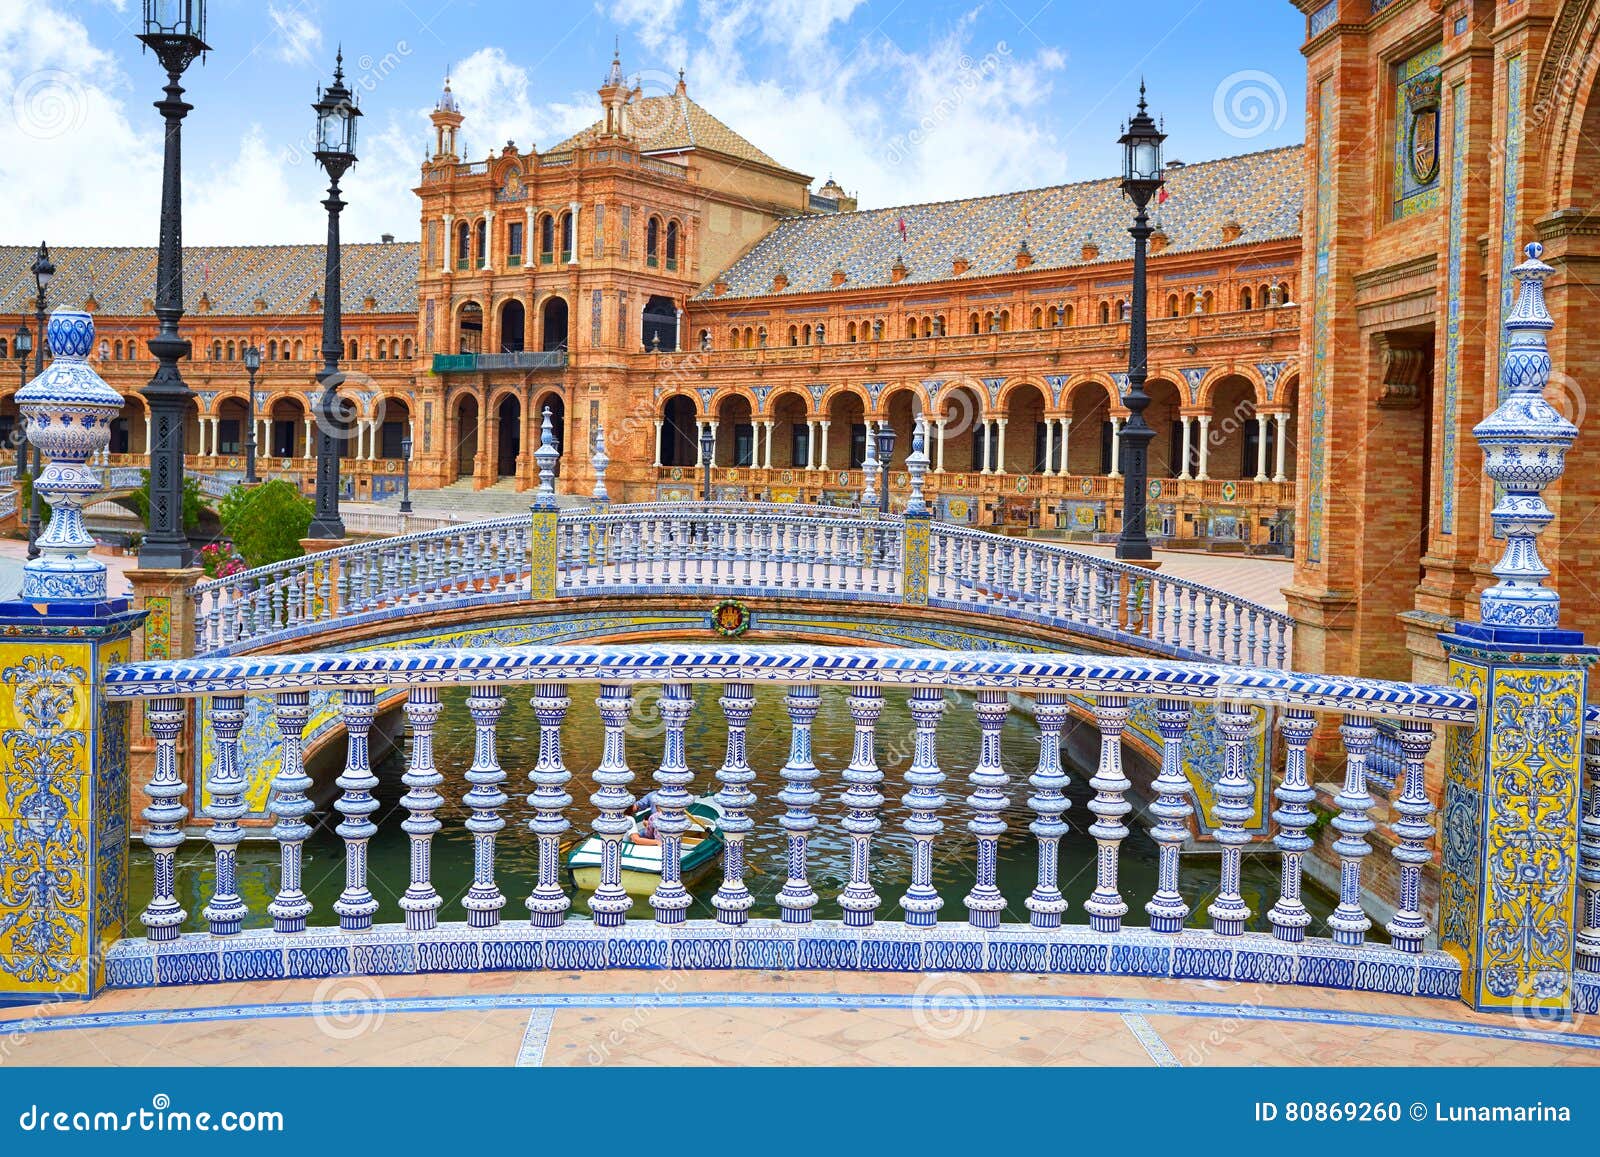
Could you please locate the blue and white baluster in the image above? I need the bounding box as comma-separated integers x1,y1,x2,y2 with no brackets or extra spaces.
140,698,189,942
1025,692,1071,929
650,684,696,924
589,685,636,928
712,683,757,925
1327,715,1376,946
1207,705,1257,935
1267,709,1317,942
398,687,445,932
1145,699,1194,933
900,687,948,927
1083,695,1131,932
1385,721,1436,953
267,691,315,933
839,686,886,927
1578,732,1600,972
333,689,381,931
777,685,823,923
462,685,509,928
964,690,1011,929
526,683,573,928
202,695,248,935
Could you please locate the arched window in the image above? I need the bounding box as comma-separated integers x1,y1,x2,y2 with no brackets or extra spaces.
473,219,487,267
266,339,277,360
787,325,799,346
226,340,236,361
456,221,471,268
1278,281,1292,304
1168,294,1181,317
560,211,573,262
403,338,413,358
1063,304,1074,326
347,339,359,360
999,310,1010,332
113,340,124,359
933,315,944,336
1032,307,1043,329
802,324,812,345
1239,287,1253,311
376,343,387,360
983,311,995,333
1201,291,1214,313
212,340,222,360
969,312,981,335
1098,302,1110,324
98,339,109,360
646,217,661,267
129,340,139,359
665,219,680,270
540,215,555,263
293,340,303,359
744,327,754,348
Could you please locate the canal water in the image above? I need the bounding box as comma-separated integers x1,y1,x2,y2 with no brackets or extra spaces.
130,685,1340,935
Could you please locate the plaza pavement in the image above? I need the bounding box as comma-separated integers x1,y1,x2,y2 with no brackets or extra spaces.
2,968,1594,1067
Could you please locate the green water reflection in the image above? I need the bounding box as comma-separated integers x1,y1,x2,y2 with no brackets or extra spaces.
130,686,1340,935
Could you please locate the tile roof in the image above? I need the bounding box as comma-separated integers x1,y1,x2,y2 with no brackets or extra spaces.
548,92,803,176
0,242,420,317
697,145,1305,300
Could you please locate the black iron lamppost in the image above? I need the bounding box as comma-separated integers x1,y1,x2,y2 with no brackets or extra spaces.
27,243,54,559
12,326,30,486
700,422,715,502
242,342,261,484
136,1,208,569
875,421,896,514
1115,83,1165,562
399,435,414,514
308,50,361,541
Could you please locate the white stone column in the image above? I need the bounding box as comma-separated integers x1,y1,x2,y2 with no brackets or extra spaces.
763,421,774,469
569,201,581,265
1273,412,1290,483
1059,417,1071,476
1109,417,1122,478
144,421,152,455
979,421,992,475
1254,414,1271,482
819,419,831,470
1197,416,1212,481
482,209,495,271
441,213,453,271
994,417,1008,476
370,419,381,461
1042,417,1056,476
695,421,706,468
1178,415,1194,479
934,417,947,473
652,419,663,468
674,307,683,353
303,417,313,459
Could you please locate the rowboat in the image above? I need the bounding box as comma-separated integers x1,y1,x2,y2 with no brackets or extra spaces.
566,794,725,898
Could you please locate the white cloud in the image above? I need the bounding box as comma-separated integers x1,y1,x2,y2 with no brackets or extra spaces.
266,3,323,67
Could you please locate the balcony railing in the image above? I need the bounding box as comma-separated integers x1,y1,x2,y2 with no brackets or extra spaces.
431,351,568,373
100,642,1474,992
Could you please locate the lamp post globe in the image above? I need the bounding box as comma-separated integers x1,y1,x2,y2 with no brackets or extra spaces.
135,0,208,570
1115,83,1166,563
308,50,361,542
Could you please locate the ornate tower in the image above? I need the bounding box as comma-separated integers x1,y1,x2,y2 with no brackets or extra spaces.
431,76,463,162
598,48,629,139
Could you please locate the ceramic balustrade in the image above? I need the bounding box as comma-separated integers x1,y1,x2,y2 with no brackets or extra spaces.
103,643,1476,989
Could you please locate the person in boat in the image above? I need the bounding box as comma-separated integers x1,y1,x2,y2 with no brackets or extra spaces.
629,792,660,845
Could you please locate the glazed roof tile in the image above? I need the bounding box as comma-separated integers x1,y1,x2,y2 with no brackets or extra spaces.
549,93,803,176
0,243,420,317
697,145,1304,300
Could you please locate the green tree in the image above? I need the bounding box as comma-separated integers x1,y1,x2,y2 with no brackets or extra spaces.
220,479,312,569
125,471,209,532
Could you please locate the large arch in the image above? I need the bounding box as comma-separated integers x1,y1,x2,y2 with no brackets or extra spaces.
769,390,810,468
825,389,866,470
495,394,521,478
268,396,306,458
642,295,678,352
456,301,484,355
938,384,985,473
881,387,921,471
1066,381,1113,475
454,394,479,479
499,300,526,353
532,391,565,476
714,393,754,467
1145,377,1183,479
999,382,1047,474
1205,375,1260,481
659,394,698,468
540,297,569,352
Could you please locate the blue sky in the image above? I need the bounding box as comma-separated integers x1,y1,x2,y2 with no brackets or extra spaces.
5,0,1307,245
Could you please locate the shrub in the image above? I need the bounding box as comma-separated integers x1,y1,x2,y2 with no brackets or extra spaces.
124,471,210,532
219,479,312,570
198,540,245,579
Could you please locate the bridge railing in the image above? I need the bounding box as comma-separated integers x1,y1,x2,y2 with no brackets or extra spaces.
189,504,1293,662
101,643,1475,992
929,524,1292,668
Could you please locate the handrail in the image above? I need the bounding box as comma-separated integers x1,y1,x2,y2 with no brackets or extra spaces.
188,503,1294,664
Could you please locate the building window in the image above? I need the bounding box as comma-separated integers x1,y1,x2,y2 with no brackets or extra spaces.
646,216,660,267
218,419,241,455
620,206,632,258
591,289,603,348
617,291,628,346
507,220,524,267
560,212,573,263
540,214,555,263
666,220,679,271
594,204,606,259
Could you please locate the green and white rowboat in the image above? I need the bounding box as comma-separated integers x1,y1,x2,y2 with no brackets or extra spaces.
566,795,726,898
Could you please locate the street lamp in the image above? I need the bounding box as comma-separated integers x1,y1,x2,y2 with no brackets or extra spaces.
242,342,261,484
399,435,414,514
136,0,208,570
12,326,30,488
1115,82,1165,562
308,50,361,541
875,420,896,514
700,422,715,502
27,243,54,559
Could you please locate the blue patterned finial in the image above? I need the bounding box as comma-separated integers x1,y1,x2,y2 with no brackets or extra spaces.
590,424,610,507
1472,242,1577,632
532,406,560,512
14,310,122,603
860,419,880,508
905,415,930,517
